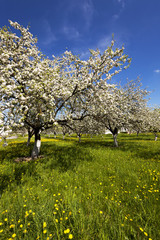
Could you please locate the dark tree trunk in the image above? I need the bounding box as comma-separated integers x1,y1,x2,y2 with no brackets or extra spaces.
31,129,41,159
112,127,118,147
27,128,34,146
154,132,158,141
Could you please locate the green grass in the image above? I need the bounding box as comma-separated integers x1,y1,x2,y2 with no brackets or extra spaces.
0,133,160,240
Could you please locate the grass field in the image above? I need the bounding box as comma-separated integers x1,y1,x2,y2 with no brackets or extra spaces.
0,133,160,240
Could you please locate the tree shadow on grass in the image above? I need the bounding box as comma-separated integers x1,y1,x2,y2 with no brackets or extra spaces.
0,141,94,195
119,141,160,162
40,141,94,172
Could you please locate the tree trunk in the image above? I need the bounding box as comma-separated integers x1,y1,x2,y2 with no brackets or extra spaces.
31,129,41,159
112,127,118,147
78,134,81,142
27,128,34,146
154,132,158,141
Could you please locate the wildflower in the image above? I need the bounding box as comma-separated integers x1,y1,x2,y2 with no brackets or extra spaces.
144,232,148,236
0,229,3,233
69,211,72,216
10,224,15,228
23,229,27,233
68,234,73,239
43,222,47,228
55,219,58,223
4,218,8,222
139,227,143,232
43,229,47,234
0,223,3,226
20,224,23,228
64,229,70,234
99,211,103,214
12,233,16,238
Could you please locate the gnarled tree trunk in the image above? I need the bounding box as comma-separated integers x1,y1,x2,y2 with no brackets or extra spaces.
27,128,34,146
31,129,41,159
112,127,118,147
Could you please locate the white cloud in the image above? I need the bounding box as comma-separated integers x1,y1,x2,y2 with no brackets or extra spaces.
63,26,80,40
42,20,56,45
82,0,94,29
98,35,113,51
154,69,160,73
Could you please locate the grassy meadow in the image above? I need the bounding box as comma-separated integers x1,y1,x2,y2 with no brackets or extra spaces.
0,133,160,240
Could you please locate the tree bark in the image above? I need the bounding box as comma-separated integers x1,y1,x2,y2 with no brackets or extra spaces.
154,132,158,141
31,129,41,159
112,127,118,147
27,128,34,146
78,134,81,142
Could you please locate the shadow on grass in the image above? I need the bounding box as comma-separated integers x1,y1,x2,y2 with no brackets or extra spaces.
0,140,94,195
0,135,159,195
40,141,94,172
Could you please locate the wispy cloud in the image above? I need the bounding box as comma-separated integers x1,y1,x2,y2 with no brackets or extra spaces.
42,20,56,45
117,0,125,8
112,0,126,21
63,26,80,40
154,69,160,73
82,0,94,29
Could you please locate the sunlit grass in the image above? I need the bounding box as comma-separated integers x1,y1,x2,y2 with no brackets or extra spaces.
0,133,159,239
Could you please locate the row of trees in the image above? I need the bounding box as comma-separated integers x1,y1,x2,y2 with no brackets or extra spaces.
0,21,159,158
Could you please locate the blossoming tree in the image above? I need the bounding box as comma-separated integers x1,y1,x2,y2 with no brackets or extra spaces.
0,21,131,157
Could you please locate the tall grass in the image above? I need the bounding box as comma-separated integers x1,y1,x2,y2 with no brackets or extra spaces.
0,133,159,239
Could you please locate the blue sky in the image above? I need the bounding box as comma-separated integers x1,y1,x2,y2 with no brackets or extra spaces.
1,0,160,106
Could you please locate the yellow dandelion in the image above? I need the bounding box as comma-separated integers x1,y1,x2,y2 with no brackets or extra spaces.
139,227,143,232
55,219,58,223
68,234,73,239
69,211,72,216
99,211,103,214
10,224,15,228
0,229,3,233
23,229,27,233
20,224,23,228
4,218,8,222
64,229,70,234
0,223,3,226
43,222,47,228
43,229,47,234
144,232,148,236
12,233,16,238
